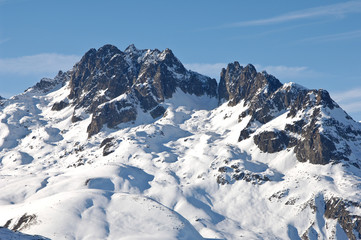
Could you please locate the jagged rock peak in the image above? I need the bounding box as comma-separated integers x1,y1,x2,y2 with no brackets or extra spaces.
97,44,122,58
243,63,257,76
59,44,217,137
77,44,123,66
218,62,282,106
231,66,360,165
124,43,137,53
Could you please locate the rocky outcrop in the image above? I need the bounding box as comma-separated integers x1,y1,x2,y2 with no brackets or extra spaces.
218,62,282,106
254,130,296,153
100,137,116,156
63,44,217,137
45,45,360,166
220,63,361,165
87,99,137,137
4,213,38,232
51,100,69,111
31,71,69,93
325,197,361,240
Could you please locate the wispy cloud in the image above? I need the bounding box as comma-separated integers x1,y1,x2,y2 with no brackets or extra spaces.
222,1,361,28
299,29,361,43
331,87,361,114
256,64,310,80
332,88,361,103
0,38,10,45
0,53,80,75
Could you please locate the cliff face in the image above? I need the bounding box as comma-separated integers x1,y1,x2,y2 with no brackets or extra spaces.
1,44,361,239
50,47,361,166
53,44,217,137
218,62,361,165
218,62,282,106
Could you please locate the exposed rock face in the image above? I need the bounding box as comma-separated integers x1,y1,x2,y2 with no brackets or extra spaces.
5,213,38,232
220,63,361,165
324,197,361,240
63,44,217,137
254,130,296,153
218,62,282,106
100,137,116,156
51,100,69,111
46,45,361,166
32,71,69,93
216,167,270,185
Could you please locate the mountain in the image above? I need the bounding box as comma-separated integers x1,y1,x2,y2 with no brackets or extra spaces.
0,44,361,240
62,44,216,137
219,61,361,165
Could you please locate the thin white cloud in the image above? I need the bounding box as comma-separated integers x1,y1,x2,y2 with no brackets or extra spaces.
339,101,361,112
223,1,361,28
0,38,9,44
0,53,80,75
332,88,361,102
256,65,310,80
299,29,361,43
331,87,361,113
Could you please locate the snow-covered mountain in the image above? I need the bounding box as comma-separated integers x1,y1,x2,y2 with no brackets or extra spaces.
0,44,361,240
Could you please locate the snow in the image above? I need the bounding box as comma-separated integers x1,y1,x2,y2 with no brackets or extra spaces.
0,228,49,240
282,82,308,91
0,78,361,239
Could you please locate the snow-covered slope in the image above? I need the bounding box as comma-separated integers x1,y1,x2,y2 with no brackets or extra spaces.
0,44,361,240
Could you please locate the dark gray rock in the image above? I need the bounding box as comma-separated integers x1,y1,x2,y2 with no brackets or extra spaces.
294,126,337,165
238,129,252,141
87,97,137,137
11,213,37,232
285,120,305,133
100,137,116,156
66,44,217,137
253,130,296,153
31,71,69,93
150,105,166,119
51,100,69,111
219,62,282,106
324,197,361,240
52,45,361,166
71,114,83,123
221,63,359,165
100,137,115,148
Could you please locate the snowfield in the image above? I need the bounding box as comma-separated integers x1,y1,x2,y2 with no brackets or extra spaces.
0,78,360,240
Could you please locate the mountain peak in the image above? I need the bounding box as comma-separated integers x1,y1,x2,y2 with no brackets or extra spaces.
218,63,282,106
1,44,361,240
62,44,217,137
244,63,257,76
124,43,138,54
98,44,121,53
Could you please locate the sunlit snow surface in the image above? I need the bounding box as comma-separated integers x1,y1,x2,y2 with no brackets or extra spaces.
0,82,360,239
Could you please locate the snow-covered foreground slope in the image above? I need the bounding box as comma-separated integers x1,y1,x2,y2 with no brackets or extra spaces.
0,81,360,240
0,44,361,240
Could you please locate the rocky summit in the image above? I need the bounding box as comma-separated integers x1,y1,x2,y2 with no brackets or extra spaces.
219,62,361,165
56,44,217,137
0,44,361,239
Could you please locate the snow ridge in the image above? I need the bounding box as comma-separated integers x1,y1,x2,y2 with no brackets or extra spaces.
0,44,360,239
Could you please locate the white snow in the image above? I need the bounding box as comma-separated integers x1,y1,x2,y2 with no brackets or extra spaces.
0,79,360,240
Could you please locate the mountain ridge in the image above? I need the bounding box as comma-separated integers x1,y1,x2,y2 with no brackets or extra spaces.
46,44,361,166
0,44,360,239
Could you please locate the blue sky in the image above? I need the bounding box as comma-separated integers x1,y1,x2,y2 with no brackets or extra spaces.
0,0,361,120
